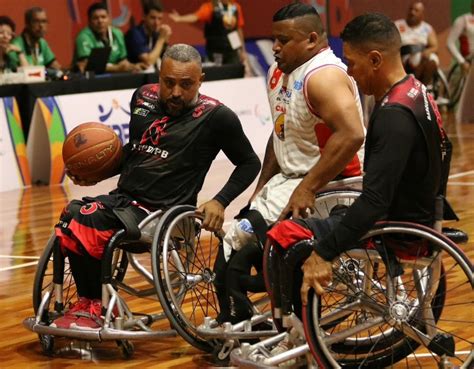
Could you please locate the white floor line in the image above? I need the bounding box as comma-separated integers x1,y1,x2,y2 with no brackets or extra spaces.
407,350,470,358
449,170,474,179
448,182,474,186
0,255,40,259
0,261,38,272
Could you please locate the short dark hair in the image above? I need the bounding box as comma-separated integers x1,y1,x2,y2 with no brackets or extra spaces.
25,7,45,25
87,2,109,19
0,16,15,32
340,13,401,53
144,3,163,15
273,2,324,34
162,44,202,67
273,2,318,21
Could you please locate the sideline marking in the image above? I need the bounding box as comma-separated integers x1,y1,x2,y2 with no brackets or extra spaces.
0,261,38,272
0,255,40,259
449,170,474,179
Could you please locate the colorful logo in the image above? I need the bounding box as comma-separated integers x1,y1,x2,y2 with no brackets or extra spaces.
274,114,285,140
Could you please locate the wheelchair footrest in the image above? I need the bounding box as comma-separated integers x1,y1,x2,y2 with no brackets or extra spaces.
23,317,176,341
442,227,469,244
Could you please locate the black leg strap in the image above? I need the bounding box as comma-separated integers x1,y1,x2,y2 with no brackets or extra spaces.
112,207,141,240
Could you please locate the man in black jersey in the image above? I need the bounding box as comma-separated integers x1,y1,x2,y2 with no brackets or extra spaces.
50,44,261,330
267,13,450,305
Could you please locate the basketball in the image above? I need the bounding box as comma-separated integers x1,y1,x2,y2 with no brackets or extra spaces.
62,122,122,182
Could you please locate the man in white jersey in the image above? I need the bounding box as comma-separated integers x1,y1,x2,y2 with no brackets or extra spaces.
447,1,474,74
213,2,365,325
395,1,439,86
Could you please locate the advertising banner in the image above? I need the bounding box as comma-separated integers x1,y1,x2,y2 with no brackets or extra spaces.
0,97,31,192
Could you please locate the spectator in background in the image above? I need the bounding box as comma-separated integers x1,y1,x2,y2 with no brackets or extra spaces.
170,0,247,66
447,0,474,74
0,16,28,73
74,2,146,73
10,7,60,70
395,1,439,86
125,2,172,71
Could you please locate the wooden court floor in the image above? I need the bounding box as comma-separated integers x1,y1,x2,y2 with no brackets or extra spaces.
0,112,473,368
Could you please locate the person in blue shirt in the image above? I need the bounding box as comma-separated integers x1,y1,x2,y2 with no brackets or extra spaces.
125,3,172,71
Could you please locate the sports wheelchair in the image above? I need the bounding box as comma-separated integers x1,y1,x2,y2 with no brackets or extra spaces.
150,178,363,362
23,209,177,358
231,198,472,368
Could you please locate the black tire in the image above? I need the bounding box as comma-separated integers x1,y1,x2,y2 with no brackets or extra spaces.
304,222,473,368
447,62,467,108
33,233,129,317
152,205,221,352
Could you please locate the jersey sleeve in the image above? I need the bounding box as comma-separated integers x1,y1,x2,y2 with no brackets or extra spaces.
209,105,261,207
314,106,420,261
195,3,213,23
41,39,56,66
235,3,245,28
125,27,148,61
75,30,93,60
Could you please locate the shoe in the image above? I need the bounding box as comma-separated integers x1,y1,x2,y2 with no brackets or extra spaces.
49,297,91,329
269,328,299,367
71,299,103,330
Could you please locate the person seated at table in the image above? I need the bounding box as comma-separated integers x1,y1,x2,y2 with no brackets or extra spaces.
74,2,146,74
9,7,60,70
125,2,172,71
0,16,28,73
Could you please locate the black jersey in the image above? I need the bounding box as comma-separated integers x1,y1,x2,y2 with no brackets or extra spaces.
315,75,448,261
115,84,260,210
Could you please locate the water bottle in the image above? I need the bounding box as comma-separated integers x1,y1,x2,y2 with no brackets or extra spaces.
238,219,253,233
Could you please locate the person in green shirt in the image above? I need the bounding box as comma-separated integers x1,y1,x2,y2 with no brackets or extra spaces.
74,2,146,73
0,15,28,73
9,7,61,70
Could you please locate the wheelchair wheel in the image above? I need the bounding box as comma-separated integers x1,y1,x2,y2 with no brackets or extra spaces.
431,69,450,106
33,233,76,316
304,222,473,368
152,205,221,352
448,62,467,108
33,233,129,319
263,189,361,332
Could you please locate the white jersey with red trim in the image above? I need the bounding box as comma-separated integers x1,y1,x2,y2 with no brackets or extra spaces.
266,47,364,177
395,19,433,47
447,13,474,65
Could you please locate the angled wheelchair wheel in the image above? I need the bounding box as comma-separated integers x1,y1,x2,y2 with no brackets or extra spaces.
431,69,450,106
33,233,76,317
263,189,361,332
33,232,129,320
152,205,221,352
448,62,467,108
304,222,473,369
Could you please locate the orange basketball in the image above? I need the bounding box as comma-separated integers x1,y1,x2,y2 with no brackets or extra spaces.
62,122,122,182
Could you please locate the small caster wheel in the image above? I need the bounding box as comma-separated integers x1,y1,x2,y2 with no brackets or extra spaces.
39,334,54,356
117,340,134,359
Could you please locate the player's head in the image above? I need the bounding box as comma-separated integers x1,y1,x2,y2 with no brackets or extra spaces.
406,1,424,26
341,13,402,96
88,2,110,35
143,3,164,34
159,44,204,116
271,2,327,74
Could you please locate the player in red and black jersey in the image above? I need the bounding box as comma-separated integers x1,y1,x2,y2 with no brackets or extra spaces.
268,13,451,306
51,44,260,330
